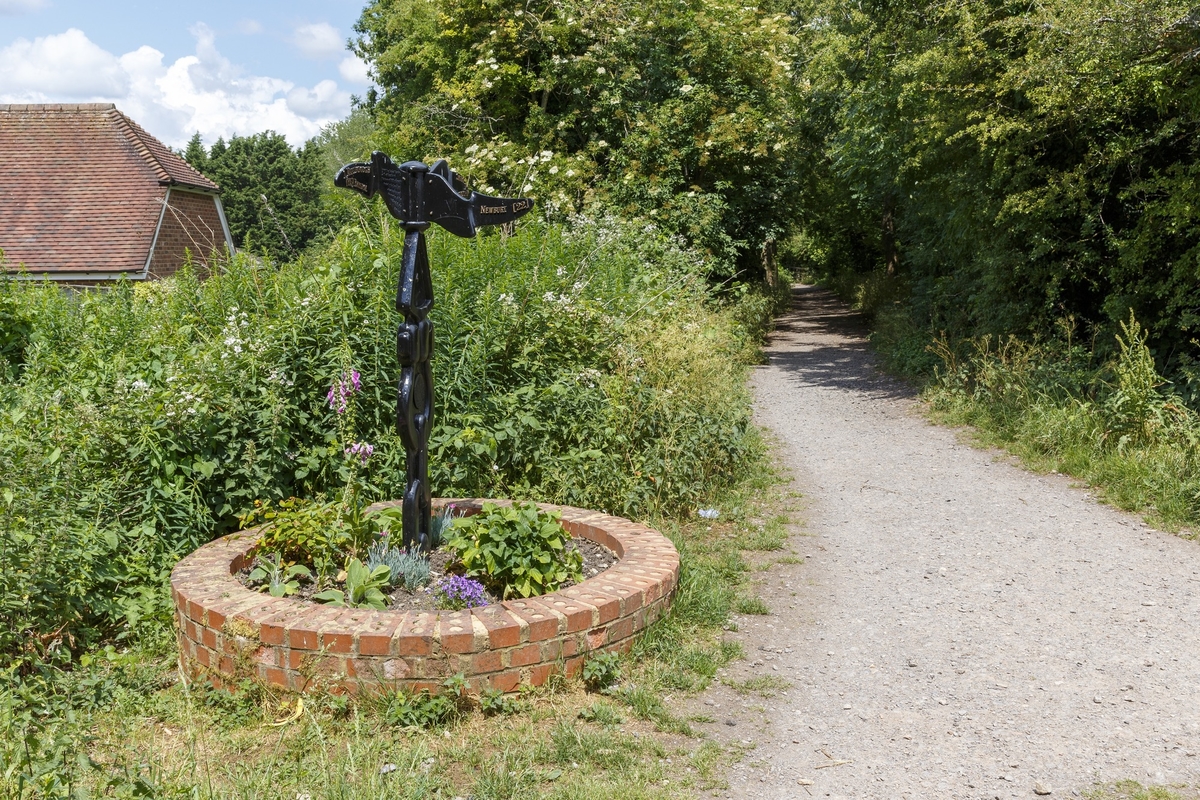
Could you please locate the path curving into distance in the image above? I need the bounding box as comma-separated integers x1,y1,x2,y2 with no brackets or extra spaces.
704,286,1200,799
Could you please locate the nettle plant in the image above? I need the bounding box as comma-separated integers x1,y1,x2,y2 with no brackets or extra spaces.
446,501,582,599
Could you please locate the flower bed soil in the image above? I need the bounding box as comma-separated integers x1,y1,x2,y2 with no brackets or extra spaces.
234,536,620,612
171,499,678,694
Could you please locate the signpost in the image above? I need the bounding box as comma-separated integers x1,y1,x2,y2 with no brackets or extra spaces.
335,152,533,551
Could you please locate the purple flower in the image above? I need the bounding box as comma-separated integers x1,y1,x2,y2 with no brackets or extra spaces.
433,575,488,610
326,371,361,414
345,442,375,464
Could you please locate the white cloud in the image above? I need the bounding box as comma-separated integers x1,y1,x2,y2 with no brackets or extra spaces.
0,26,353,147
287,79,349,117
0,29,128,96
234,19,262,36
338,55,371,85
292,22,343,60
0,0,46,15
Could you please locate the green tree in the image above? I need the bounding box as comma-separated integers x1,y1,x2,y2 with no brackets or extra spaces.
183,132,327,261
791,0,1200,376
352,0,802,277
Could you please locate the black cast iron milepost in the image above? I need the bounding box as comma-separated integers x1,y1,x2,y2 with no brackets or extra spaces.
334,152,533,552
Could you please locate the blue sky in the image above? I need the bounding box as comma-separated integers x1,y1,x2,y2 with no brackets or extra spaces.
0,0,372,148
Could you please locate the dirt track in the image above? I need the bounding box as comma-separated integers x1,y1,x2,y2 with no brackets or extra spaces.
698,286,1200,799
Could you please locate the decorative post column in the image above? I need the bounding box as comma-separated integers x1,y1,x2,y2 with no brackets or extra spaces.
335,152,533,550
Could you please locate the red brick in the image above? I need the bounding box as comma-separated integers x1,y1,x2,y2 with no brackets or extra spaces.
287,649,307,670
358,614,404,656
201,627,217,649
186,598,205,623
218,655,234,674
564,656,585,678
596,577,645,614
540,638,563,662
560,586,620,624
320,631,354,654
383,658,411,680
471,650,503,674
540,594,598,633
489,670,521,693
195,646,211,667
503,599,563,641
288,627,318,651
510,643,541,668
397,614,435,656
561,634,582,658
606,615,634,643
528,662,558,686
472,606,522,648
263,666,287,687
587,629,607,650
438,611,477,654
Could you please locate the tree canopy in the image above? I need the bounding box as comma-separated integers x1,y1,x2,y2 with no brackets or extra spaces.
789,0,1200,371
184,131,327,261
352,0,802,276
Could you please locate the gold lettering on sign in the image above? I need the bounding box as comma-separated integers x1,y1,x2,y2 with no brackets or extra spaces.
511,199,531,212
346,177,368,193
480,204,507,215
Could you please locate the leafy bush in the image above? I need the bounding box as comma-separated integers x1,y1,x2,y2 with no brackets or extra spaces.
0,215,765,672
312,558,391,609
446,501,582,598
242,498,360,578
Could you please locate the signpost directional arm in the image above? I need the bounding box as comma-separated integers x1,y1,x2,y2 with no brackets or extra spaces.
335,151,533,551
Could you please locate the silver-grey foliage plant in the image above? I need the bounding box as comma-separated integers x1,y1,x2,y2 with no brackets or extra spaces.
366,538,431,591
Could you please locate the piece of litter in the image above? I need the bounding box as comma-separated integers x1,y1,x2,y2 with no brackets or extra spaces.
797,778,814,785
379,764,398,775
815,760,853,769
698,508,719,520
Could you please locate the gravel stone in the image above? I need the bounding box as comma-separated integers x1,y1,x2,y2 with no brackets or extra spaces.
701,287,1200,799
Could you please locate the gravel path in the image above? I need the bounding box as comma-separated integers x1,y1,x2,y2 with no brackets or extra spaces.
702,286,1200,799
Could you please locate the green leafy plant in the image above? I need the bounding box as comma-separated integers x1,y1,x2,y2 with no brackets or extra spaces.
479,687,526,716
242,498,358,578
582,651,621,693
379,674,470,728
446,501,582,598
313,558,391,610
247,553,311,597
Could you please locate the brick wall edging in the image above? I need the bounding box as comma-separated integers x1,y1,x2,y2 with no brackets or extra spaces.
170,498,680,694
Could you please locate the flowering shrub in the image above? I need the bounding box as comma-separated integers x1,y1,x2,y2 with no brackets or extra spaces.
432,575,488,610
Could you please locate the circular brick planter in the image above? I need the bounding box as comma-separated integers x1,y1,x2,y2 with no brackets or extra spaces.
170,499,679,694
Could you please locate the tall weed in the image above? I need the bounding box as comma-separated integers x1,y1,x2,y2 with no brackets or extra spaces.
927,314,1200,530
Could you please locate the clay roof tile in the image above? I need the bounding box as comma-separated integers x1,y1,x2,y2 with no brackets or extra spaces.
0,103,222,276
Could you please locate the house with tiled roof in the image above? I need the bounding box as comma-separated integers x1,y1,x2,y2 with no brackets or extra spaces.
0,103,234,283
